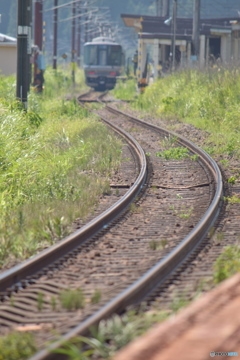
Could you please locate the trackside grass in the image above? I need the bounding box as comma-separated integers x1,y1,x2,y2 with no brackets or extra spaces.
0,69,122,268
131,67,240,158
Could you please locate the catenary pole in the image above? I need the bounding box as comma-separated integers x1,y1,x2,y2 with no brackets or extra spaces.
172,0,177,71
53,0,58,69
16,0,32,109
34,0,43,51
28,0,32,92
156,0,170,17
162,0,170,17
156,0,161,16
84,2,88,43
192,0,200,58
71,1,76,84
77,0,81,67
34,0,43,78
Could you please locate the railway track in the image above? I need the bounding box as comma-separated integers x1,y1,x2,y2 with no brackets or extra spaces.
0,91,223,359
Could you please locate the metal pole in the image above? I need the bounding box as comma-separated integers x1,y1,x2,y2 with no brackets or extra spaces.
27,0,32,92
33,0,45,93
71,2,76,84
34,0,43,81
162,0,170,17
172,0,177,71
16,0,32,109
77,0,81,67
192,0,200,58
84,2,88,43
34,0,43,50
156,0,161,16
53,0,58,69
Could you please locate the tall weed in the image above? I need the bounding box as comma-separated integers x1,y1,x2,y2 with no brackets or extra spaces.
0,69,122,267
133,67,240,155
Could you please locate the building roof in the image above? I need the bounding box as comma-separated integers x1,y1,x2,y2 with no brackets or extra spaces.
121,14,238,41
0,33,17,43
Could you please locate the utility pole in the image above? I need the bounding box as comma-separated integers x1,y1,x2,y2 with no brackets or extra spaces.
28,0,32,92
172,0,177,71
53,0,58,69
156,0,161,16
33,0,45,92
162,0,170,17
16,0,32,109
77,0,81,67
34,0,43,52
192,0,200,58
156,0,170,17
84,2,88,43
71,2,76,84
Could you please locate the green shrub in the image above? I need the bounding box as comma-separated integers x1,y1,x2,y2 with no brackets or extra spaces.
214,245,240,283
130,68,240,156
60,288,85,310
0,331,36,360
156,147,189,160
0,70,122,267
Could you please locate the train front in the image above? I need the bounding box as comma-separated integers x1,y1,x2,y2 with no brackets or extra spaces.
83,37,123,91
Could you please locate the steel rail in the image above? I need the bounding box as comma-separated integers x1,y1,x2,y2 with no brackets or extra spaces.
29,100,223,360
0,117,147,293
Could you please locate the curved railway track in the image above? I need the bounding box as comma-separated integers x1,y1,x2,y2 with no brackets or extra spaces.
0,91,223,360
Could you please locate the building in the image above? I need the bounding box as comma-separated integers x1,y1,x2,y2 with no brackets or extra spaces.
121,14,240,83
0,33,17,76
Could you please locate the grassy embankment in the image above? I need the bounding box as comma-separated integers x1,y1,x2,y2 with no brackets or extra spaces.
41,67,240,360
1,66,240,358
113,67,240,283
129,67,240,283
0,68,122,270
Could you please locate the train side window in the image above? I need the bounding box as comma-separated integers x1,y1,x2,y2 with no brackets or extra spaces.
108,46,122,66
84,45,97,65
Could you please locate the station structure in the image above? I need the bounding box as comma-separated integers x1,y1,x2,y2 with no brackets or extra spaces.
0,33,17,76
121,14,240,86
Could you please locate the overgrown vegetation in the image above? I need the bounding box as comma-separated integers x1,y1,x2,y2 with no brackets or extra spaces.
156,147,189,160
130,67,240,159
224,194,240,204
111,79,137,101
0,331,36,360
52,310,169,359
60,288,85,310
214,245,240,283
0,68,122,268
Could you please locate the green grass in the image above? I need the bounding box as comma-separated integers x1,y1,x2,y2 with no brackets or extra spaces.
91,289,102,304
0,331,36,360
214,245,240,283
156,147,189,160
0,68,122,268
51,310,169,359
60,288,85,310
127,67,240,159
149,239,167,250
224,195,240,204
111,78,137,101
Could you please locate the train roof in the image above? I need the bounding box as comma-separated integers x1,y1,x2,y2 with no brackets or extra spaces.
84,37,120,46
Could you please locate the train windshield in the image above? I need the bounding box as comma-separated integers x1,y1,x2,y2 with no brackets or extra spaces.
84,44,122,66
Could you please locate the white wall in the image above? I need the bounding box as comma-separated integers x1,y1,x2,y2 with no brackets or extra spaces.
0,44,17,76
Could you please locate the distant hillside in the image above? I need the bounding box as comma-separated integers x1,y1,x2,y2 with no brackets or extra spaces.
1,0,239,66
172,0,240,19
1,0,239,37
